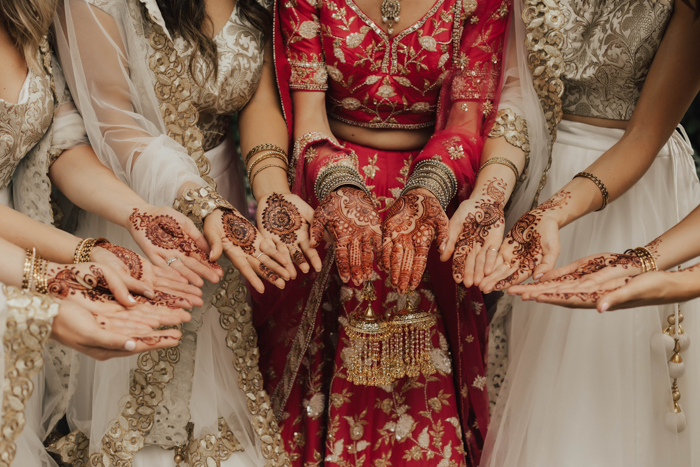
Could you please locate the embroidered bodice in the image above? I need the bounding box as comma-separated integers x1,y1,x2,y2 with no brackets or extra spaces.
560,0,672,120
0,64,53,190
282,0,475,129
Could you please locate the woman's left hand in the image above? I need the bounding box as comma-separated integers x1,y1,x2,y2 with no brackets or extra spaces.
91,243,203,307
256,192,323,278
379,189,449,294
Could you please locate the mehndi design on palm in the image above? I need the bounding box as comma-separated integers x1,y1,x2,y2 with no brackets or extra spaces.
379,191,449,294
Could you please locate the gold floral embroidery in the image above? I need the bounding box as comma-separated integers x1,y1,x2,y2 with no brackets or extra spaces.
47,430,89,467
148,22,215,188
523,0,565,206
362,154,379,179
185,418,244,466
488,108,530,182
0,287,58,467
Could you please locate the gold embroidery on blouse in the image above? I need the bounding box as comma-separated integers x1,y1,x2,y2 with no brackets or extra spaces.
522,0,565,207
488,108,530,182
147,22,216,188
0,286,58,467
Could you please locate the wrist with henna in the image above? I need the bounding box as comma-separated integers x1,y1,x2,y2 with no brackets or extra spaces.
94,242,144,280
129,208,221,271
495,190,571,289
47,264,113,303
452,178,506,281
380,191,448,292
547,253,642,284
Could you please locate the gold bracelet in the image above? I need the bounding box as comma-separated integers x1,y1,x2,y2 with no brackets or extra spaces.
247,152,288,179
574,171,609,211
477,157,520,182
251,163,287,185
244,144,288,166
32,256,49,294
74,237,109,264
22,248,34,290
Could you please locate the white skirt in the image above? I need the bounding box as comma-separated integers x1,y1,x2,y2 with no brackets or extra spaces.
481,121,700,467
66,134,269,467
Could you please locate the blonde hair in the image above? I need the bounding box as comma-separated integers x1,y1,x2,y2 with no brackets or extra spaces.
0,0,54,72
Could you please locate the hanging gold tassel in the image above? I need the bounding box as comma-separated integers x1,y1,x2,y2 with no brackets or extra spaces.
387,290,436,380
346,282,392,386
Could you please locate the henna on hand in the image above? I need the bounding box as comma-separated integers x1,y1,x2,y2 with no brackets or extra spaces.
221,209,258,255
259,263,280,282
495,190,571,289
47,265,114,303
453,178,506,282
97,243,144,280
133,290,189,309
547,254,642,283
261,193,308,266
380,192,448,293
311,188,381,284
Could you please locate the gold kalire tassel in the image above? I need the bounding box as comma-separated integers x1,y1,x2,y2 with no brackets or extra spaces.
346,282,392,386
346,285,436,387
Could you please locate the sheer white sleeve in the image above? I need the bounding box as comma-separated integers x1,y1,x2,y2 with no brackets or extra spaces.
50,55,88,156
491,14,551,230
54,0,207,207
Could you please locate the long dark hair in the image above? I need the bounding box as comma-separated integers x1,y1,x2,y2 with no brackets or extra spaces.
155,0,271,82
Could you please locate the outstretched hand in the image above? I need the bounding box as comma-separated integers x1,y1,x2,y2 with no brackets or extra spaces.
205,207,291,293
310,187,382,286
257,192,322,279
442,178,506,287
479,191,570,293
379,189,448,294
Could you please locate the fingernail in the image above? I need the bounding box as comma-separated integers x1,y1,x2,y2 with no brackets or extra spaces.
128,295,137,304
124,340,136,351
144,290,155,300
534,274,543,280
209,251,214,260
600,302,610,313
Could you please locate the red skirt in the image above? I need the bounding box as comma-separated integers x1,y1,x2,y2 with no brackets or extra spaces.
253,140,489,466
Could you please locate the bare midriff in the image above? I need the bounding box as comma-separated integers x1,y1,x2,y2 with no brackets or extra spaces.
563,113,629,130
329,117,433,151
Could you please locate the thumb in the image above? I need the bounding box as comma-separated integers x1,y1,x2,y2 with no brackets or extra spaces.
435,217,449,255
440,225,459,262
309,213,327,248
183,217,210,254
207,231,224,262
533,251,559,281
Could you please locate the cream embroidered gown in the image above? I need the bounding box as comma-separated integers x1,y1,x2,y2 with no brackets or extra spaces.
0,39,89,466
52,0,288,466
481,0,700,465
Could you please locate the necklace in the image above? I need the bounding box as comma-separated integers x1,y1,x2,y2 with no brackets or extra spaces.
381,0,401,35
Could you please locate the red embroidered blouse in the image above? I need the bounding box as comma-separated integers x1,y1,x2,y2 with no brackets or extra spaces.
281,0,504,130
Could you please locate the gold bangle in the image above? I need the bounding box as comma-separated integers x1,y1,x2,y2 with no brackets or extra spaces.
251,163,287,185
247,152,288,179
478,157,520,181
74,237,109,264
244,144,288,166
32,256,49,294
574,171,609,211
624,247,658,273
22,248,34,290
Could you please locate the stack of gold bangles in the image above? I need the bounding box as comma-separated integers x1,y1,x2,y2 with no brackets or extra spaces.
625,246,658,273
22,247,49,294
245,144,289,186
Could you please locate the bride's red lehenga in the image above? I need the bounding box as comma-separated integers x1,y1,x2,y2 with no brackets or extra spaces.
253,0,510,465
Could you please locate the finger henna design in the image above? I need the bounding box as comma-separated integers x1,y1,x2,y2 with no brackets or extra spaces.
452,179,506,281
291,248,306,265
98,243,144,280
311,188,382,284
135,335,178,345
540,280,630,304
381,193,448,293
262,193,304,245
259,263,280,282
495,191,571,289
133,290,189,309
47,265,113,302
221,209,257,255
548,254,642,283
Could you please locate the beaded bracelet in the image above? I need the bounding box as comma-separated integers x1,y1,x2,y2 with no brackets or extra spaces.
247,152,288,179
22,248,35,290
74,238,109,264
32,256,49,294
574,171,609,211
244,143,287,166
314,165,371,201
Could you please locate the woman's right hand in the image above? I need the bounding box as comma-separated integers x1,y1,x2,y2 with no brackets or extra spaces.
45,262,192,328
204,207,291,293
311,187,382,286
126,206,222,287
51,299,182,361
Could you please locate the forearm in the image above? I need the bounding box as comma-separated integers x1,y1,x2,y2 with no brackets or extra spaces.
50,145,148,228
643,204,700,270
291,91,333,139
0,206,80,264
